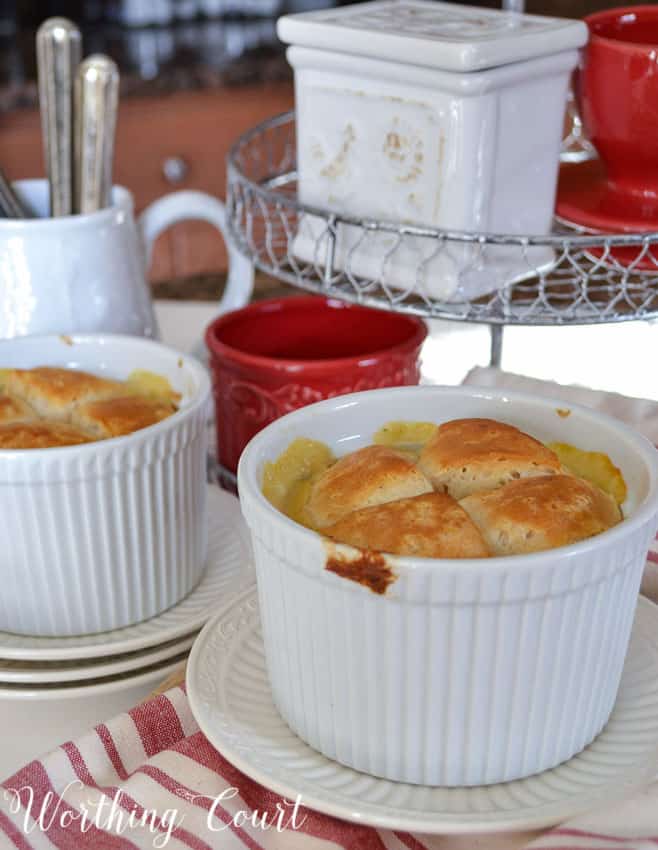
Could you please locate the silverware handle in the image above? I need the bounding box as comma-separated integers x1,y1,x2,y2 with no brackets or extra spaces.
37,17,82,217
74,54,119,214
0,170,30,219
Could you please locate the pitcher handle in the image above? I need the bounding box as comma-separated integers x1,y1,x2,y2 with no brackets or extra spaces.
139,190,254,318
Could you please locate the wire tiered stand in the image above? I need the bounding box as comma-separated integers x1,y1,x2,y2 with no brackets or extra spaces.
226,112,658,368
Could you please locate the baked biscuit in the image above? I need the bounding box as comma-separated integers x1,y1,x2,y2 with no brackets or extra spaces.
3,367,124,421
0,394,37,425
419,418,563,499
0,421,92,449
459,474,621,556
305,444,433,528
71,395,176,439
325,492,490,558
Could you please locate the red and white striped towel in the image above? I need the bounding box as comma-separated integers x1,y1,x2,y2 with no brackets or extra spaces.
0,663,657,850
2,369,658,850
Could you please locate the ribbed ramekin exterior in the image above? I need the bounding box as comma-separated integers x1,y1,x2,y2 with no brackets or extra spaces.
238,385,658,786
0,393,209,637
242,479,657,786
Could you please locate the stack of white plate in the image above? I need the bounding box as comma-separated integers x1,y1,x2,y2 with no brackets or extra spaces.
0,487,254,780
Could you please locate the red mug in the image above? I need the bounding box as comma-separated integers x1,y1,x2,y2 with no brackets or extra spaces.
578,5,658,200
205,295,427,474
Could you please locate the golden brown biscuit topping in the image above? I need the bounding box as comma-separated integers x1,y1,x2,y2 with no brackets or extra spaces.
2,367,125,420
72,396,175,439
0,421,92,449
325,492,489,558
262,417,627,570
305,444,433,529
0,366,178,448
419,417,563,499
459,474,621,556
0,394,38,425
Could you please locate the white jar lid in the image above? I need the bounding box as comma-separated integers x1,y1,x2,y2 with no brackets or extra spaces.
277,0,587,73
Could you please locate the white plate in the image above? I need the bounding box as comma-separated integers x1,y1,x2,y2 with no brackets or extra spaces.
0,632,198,685
0,651,189,781
0,650,189,698
0,487,254,662
187,588,658,834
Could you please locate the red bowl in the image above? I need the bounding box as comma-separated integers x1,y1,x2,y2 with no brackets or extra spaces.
205,295,427,473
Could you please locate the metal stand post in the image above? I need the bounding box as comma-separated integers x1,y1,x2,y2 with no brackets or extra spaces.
489,325,504,369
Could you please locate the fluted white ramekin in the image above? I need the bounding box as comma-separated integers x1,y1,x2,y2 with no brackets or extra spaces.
238,386,658,787
0,334,211,637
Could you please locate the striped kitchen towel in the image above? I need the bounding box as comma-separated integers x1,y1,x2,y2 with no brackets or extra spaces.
0,673,657,850
2,367,658,849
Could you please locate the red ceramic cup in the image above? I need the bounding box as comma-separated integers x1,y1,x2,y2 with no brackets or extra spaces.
578,6,658,199
205,295,427,474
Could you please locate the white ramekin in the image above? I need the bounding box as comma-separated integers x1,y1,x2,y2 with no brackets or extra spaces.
238,386,658,787
0,334,211,637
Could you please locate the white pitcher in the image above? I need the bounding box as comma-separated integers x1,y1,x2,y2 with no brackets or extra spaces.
0,179,253,340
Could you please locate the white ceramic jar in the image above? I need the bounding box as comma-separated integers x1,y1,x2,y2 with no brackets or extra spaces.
238,386,658,786
278,0,587,301
0,334,211,637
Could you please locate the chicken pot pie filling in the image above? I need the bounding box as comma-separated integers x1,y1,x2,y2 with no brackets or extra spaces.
0,366,180,448
262,417,626,584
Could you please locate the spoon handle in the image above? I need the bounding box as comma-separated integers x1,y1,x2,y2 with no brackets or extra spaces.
37,17,82,217
74,55,119,214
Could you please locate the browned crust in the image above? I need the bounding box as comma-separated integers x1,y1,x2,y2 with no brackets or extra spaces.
0,394,38,425
325,547,397,594
419,418,562,498
459,474,621,556
71,396,176,439
3,367,124,420
325,492,490,558
306,444,432,528
0,421,92,449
